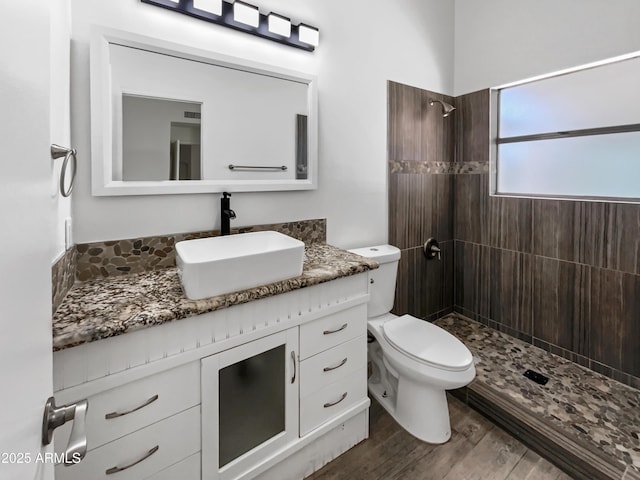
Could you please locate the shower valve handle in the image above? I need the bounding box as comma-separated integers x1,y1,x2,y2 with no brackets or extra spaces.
424,238,441,260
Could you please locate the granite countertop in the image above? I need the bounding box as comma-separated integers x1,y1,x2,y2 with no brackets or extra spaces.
53,243,378,351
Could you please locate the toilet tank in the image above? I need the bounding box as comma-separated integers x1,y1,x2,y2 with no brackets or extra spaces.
348,245,401,318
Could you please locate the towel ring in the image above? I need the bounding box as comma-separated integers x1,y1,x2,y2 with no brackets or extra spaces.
51,144,77,197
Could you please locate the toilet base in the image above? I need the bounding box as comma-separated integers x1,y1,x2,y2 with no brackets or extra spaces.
368,377,452,444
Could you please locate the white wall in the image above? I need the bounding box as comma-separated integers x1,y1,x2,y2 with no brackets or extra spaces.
51,0,72,261
71,0,455,248
454,0,640,95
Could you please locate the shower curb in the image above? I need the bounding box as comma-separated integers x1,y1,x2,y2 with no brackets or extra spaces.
452,383,627,480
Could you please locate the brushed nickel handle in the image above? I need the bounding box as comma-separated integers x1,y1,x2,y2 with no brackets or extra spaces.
105,394,159,419
291,351,297,384
106,445,159,475
42,397,88,465
51,144,77,197
323,358,348,372
324,392,348,408
323,323,347,335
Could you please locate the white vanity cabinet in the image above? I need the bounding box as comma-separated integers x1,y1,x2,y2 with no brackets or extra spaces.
299,304,368,436
53,362,202,480
201,328,299,480
53,272,371,480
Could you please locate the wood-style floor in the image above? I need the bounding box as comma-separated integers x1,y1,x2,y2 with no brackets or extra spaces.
307,395,573,480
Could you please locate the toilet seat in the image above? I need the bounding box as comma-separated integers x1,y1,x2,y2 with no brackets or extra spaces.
382,315,473,372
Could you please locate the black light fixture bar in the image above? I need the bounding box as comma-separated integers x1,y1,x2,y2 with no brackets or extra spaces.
141,0,318,52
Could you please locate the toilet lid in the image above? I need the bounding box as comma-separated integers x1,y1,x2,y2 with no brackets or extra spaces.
382,315,473,372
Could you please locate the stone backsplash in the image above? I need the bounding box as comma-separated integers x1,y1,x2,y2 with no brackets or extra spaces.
51,219,327,298
52,247,77,313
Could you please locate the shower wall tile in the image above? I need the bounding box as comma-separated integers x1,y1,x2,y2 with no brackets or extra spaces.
489,196,532,253
589,268,640,377
532,256,590,356
489,248,533,335
454,173,489,244
388,81,424,162
454,241,490,319
388,81,455,164
392,242,453,319
533,200,640,275
447,83,640,386
454,89,489,164
533,200,602,267
388,173,453,250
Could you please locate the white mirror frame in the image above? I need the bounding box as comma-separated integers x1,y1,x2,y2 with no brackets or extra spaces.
90,27,318,196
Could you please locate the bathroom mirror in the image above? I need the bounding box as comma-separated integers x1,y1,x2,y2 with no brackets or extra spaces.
90,27,318,196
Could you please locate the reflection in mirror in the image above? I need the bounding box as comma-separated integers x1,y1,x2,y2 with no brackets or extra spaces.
121,95,202,181
90,28,318,195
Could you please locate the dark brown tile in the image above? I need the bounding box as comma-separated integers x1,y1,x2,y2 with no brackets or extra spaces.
393,247,417,317
533,199,578,262
393,243,453,319
489,248,533,335
454,241,490,319
422,90,456,166
532,257,590,355
388,173,453,250
589,268,640,377
454,89,489,164
388,81,424,162
454,174,489,244
489,196,532,253
442,241,454,311
602,203,640,275
533,200,640,276
388,81,455,164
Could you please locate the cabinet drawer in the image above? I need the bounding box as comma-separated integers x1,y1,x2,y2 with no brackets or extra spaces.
56,361,199,453
300,367,367,436
299,304,367,359
55,406,200,480
300,335,366,397
145,453,200,480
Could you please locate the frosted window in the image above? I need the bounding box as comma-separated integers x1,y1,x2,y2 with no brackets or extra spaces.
493,52,640,201
498,132,640,198
500,56,640,138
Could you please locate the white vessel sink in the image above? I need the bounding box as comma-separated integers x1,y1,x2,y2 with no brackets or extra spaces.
175,231,305,300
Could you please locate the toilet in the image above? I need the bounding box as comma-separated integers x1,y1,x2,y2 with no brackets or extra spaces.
349,244,475,444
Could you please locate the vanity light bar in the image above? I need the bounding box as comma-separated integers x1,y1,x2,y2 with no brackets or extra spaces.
140,0,319,51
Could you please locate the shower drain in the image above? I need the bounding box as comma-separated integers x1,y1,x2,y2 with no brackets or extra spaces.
523,369,549,385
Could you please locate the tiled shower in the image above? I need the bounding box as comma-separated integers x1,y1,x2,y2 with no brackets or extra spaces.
388,81,640,390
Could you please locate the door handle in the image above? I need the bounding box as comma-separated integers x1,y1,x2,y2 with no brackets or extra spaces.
42,397,89,465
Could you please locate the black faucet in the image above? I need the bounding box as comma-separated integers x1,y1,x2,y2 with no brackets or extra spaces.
220,192,236,236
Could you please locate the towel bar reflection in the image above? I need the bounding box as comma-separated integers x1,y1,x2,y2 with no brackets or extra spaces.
51,144,77,197
228,164,287,171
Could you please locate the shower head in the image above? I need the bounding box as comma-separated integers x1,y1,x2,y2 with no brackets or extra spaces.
428,98,456,117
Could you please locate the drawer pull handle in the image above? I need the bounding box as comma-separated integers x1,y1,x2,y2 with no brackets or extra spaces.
323,358,348,372
291,351,297,384
106,445,159,475
105,394,159,420
324,392,348,408
323,323,348,335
